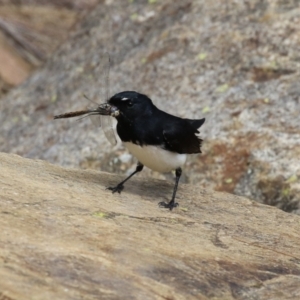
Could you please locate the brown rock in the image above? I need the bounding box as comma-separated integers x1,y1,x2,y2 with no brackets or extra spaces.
0,30,32,85
0,1,86,88
1,152,300,299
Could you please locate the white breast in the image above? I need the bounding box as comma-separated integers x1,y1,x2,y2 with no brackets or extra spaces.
124,142,186,173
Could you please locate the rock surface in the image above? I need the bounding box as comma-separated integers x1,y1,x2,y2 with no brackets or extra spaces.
1,152,300,299
0,0,300,213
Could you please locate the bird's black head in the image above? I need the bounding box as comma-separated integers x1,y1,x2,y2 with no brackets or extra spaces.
108,91,154,121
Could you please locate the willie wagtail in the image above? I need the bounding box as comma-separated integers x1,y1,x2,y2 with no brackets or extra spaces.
54,91,205,210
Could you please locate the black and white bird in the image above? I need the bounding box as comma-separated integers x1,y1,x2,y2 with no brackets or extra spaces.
106,91,205,210
54,91,205,210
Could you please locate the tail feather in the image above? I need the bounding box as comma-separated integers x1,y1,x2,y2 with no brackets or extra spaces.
186,118,205,130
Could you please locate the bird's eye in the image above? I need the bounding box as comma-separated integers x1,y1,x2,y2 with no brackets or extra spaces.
127,100,134,107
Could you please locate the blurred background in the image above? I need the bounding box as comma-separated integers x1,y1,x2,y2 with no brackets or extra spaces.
0,0,299,214
0,0,97,96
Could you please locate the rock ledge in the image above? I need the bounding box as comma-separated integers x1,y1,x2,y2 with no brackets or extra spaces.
0,152,300,299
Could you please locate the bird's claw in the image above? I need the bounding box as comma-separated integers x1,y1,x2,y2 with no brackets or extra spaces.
107,184,124,194
158,201,178,211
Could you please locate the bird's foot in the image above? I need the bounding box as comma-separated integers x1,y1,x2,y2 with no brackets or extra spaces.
107,184,124,194
158,200,178,211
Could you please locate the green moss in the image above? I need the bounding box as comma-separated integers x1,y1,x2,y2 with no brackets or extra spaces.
93,211,107,218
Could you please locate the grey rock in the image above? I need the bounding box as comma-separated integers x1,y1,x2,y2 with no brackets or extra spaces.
1,0,299,212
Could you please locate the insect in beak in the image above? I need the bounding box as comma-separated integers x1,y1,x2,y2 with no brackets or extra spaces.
54,103,119,119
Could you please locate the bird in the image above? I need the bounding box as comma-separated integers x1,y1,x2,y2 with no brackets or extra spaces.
105,91,205,210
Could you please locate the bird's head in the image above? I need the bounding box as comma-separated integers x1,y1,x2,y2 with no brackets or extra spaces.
108,91,154,121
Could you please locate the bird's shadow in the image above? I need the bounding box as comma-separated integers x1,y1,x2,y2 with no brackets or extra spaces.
76,170,177,203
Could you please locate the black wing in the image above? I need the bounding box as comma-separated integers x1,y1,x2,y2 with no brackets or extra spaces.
163,119,204,154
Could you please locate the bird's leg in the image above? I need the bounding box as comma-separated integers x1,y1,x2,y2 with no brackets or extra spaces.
159,167,182,210
107,163,144,194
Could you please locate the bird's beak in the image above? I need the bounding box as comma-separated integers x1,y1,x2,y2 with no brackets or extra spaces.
109,105,120,117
